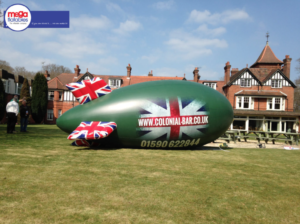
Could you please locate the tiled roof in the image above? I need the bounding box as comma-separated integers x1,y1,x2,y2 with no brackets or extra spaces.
235,90,286,97
48,77,67,90
248,68,274,82
250,43,283,68
229,68,247,82
50,72,186,90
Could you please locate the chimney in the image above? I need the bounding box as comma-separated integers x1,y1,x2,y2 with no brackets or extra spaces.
148,70,153,76
224,61,231,84
74,65,81,77
193,67,199,82
44,70,50,81
231,68,239,76
126,63,132,78
283,55,292,79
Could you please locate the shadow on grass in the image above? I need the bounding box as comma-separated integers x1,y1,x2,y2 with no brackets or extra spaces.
75,145,234,151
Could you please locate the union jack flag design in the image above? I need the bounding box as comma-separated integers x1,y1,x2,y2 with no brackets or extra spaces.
68,121,117,140
66,77,111,104
71,139,101,147
137,97,209,140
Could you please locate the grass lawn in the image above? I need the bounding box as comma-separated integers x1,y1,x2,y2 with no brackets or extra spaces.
1,124,300,223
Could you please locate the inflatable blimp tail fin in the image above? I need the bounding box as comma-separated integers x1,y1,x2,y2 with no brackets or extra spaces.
66,77,111,105
68,121,117,141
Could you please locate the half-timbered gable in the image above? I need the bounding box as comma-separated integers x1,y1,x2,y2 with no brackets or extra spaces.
231,70,260,86
263,70,295,88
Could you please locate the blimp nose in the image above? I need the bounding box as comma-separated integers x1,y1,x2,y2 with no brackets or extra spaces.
57,109,81,134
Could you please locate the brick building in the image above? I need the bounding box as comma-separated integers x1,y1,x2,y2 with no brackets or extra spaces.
45,64,188,124
44,41,299,133
223,42,298,132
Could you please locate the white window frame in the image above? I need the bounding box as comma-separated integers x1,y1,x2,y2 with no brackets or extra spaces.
2,79,8,93
47,109,53,120
48,91,54,100
267,97,285,111
59,92,63,101
271,79,282,88
203,82,216,90
236,96,253,109
108,79,121,88
58,109,62,117
15,83,22,95
240,78,251,87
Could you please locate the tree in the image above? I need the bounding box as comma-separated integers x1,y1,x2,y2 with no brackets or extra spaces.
0,60,14,73
17,78,32,123
41,63,72,78
0,78,5,121
31,73,48,123
14,66,35,79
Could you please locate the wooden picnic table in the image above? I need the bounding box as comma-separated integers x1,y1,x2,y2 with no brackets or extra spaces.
232,130,300,145
218,131,237,143
282,133,300,145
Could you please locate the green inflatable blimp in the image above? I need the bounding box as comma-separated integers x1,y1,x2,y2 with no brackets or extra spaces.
57,78,233,149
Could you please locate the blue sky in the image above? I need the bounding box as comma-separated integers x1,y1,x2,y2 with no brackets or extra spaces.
1,0,300,81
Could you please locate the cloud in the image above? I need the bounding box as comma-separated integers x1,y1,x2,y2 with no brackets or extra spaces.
35,32,106,59
153,0,175,10
71,15,112,30
195,24,226,36
187,9,250,25
0,43,52,71
106,3,123,13
113,20,142,35
165,30,228,60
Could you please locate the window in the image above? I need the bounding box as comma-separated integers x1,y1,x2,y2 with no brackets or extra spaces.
2,79,7,92
59,92,63,101
58,109,62,117
268,97,284,110
241,78,251,87
47,109,53,120
48,91,54,100
15,83,22,95
271,80,282,88
237,97,242,108
275,98,280,109
4,79,10,93
236,96,253,109
108,79,121,88
243,97,249,108
203,82,216,89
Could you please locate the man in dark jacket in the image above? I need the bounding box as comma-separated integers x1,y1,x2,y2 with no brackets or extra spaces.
20,100,29,132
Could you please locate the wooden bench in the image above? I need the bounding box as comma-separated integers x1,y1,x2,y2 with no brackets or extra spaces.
256,137,269,144
237,136,250,142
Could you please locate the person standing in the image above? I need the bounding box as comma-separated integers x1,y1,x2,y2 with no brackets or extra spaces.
20,100,29,132
10,95,23,132
6,98,19,134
